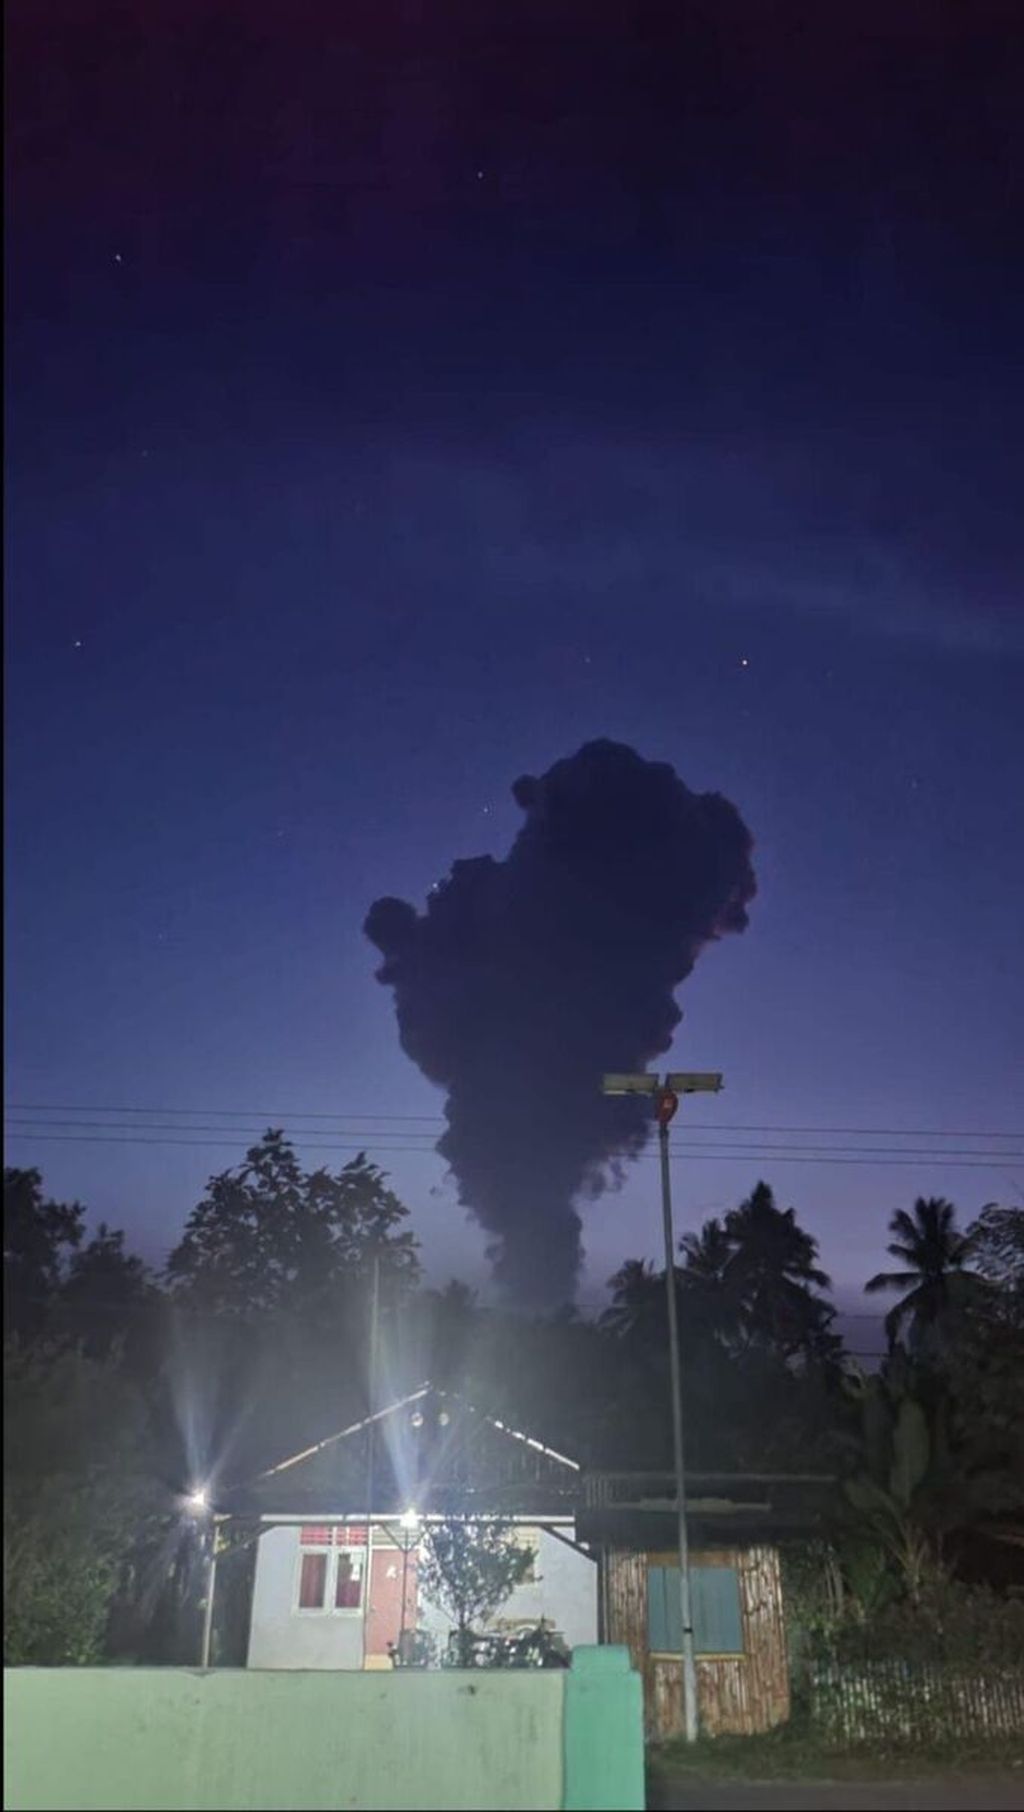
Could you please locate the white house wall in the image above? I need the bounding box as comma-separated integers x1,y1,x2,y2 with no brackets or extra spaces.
247,1526,364,1670
246,1523,596,1669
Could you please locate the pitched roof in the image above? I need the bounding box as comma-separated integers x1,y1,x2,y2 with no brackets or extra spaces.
220,1382,581,1518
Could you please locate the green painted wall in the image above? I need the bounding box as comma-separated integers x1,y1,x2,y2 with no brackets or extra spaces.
564,1647,644,1812
4,1649,644,1812
4,1668,565,1811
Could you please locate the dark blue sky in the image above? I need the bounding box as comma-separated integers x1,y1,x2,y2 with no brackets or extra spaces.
6,1,1023,1324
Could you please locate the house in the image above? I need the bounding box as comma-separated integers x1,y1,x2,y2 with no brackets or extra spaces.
579,1466,834,1739
215,1384,598,1670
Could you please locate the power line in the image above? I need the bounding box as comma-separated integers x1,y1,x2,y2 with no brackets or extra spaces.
4,1127,1020,1169
4,1117,437,1141
5,1115,1020,1164
3,1131,426,1152
5,1103,1022,1141
5,1102,446,1123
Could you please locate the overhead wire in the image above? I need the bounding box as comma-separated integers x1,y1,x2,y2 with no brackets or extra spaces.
5,1101,1022,1141
5,1112,1022,1163
4,1126,1020,1168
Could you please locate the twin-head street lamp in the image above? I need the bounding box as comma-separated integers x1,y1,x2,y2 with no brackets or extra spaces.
602,1072,723,1104
602,1069,724,1747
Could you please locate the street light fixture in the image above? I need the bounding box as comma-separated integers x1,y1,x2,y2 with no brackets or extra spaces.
601,1073,660,1096
666,1073,723,1096
602,1068,724,1745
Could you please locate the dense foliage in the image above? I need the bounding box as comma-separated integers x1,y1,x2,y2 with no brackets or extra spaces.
815,1573,1024,1669
3,1145,1022,1665
4,1344,159,1663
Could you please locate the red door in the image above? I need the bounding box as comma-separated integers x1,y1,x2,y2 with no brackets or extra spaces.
365,1544,418,1658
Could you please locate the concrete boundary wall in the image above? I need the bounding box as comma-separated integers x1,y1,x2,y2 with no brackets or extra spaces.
4,1647,643,1812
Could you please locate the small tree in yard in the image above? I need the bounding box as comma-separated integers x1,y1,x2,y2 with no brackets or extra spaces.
420,1518,535,1666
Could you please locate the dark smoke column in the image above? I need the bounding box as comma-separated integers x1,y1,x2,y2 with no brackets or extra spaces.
365,740,756,1308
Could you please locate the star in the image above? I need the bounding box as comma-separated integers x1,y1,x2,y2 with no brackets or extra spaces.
739,656,749,668
73,639,83,649
113,252,123,264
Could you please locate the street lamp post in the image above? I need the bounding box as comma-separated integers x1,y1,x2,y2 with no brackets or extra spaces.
602,1069,723,1746
199,1530,217,1670
184,1486,217,1670
394,1509,421,1664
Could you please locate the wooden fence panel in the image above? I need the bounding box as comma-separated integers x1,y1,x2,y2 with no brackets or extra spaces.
811,1660,1024,1744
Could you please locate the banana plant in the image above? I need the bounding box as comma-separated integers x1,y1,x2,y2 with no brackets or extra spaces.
840,1364,938,1602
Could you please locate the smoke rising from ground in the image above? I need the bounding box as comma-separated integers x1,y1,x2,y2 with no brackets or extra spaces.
365,740,756,1307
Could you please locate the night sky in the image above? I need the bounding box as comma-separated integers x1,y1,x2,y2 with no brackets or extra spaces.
6,2,1023,1330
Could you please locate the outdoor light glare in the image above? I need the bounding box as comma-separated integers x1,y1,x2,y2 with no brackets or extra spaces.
399,1507,420,1532
185,1486,210,1513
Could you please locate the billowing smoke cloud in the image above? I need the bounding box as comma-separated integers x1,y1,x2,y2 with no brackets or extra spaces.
365,740,756,1307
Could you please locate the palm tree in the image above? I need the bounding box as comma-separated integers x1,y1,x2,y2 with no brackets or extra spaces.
679,1217,733,1281
679,1218,741,1348
722,1181,836,1361
601,1258,664,1344
865,1197,971,1351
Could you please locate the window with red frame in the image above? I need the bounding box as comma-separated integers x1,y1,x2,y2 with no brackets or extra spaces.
298,1550,328,1609
296,1525,367,1613
334,1551,364,1609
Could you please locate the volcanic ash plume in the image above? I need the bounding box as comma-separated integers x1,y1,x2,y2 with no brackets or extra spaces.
365,739,756,1307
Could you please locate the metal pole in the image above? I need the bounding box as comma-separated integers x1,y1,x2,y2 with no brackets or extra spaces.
398,1538,410,1660
362,1254,381,1669
199,1532,217,1669
365,1252,381,1515
658,1116,699,1744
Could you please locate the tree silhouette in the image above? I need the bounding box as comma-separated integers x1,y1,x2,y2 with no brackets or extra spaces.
600,1257,663,1344
3,1167,84,1342
425,1280,479,1387
722,1181,837,1362
4,1343,159,1663
965,1203,1024,1329
679,1216,741,1348
865,1197,971,1352
165,1130,419,1316
57,1224,156,1360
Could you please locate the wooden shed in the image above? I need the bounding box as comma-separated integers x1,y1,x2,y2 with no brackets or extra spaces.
601,1543,788,1739
580,1468,834,1741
